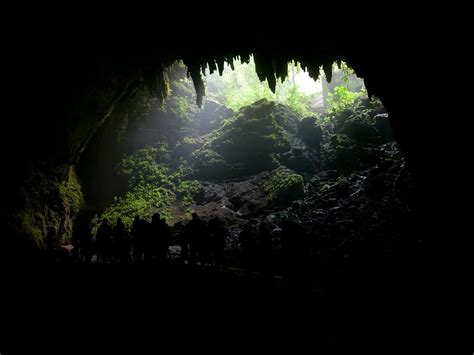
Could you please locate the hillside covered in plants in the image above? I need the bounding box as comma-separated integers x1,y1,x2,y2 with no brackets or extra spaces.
74,59,415,278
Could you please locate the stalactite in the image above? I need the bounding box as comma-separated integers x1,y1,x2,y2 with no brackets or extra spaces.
226,56,235,71
187,64,205,107
240,53,250,64
253,53,267,83
267,73,276,93
323,62,333,83
307,64,321,82
208,60,217,75
274,58,288,83
216,58,225,76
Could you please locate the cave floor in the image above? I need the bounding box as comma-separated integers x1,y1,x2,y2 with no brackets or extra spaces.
0,259,441,351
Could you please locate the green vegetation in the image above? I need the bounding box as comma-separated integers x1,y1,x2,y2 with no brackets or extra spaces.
327,86,363,113
192,99,299,178
59,167,83,218
98,62,384,228
102,146,203,227
263,168,304,204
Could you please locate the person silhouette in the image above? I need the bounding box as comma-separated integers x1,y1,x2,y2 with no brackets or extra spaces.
186,213,206,266
146,213,162,263
209,217,227,268
96,218,112,263
131,215,145,263
258,221,273,282
239,222,257,272
158,217,171,263
113,218,129,264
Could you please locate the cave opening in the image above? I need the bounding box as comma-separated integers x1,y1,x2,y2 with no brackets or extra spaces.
1,28,455,350
66,56,417,289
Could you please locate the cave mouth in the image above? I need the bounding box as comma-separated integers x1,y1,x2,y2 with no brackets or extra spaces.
67,57,416,285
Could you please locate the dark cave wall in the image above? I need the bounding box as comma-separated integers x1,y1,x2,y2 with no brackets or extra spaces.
1,57,137,257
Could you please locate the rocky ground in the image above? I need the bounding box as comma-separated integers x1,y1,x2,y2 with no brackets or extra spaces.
167,97,418,278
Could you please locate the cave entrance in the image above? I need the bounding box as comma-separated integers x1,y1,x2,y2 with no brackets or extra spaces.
73,56,413,279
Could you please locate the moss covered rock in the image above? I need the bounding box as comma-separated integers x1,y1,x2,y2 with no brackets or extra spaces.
263,168,305,205
298,116,323,149
193,99,301,178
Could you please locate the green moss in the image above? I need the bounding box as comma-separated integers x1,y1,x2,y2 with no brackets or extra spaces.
192,99,300,177
102,145,205,225
102,185,176,228
59,167,83,217
263,168,304,204
177,180,204,212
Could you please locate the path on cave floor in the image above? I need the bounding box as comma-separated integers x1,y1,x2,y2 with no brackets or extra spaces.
62,244,326,294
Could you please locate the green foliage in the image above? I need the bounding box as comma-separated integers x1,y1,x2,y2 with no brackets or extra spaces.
327,86,362,113
192,148,233,180
190,99,302,178
103,146,203,226
182,136,197,145
211,100,295,161
59,167,83,217
170,95,192,119
177,180,204,212
263,168,304,204
117,147,173,189
318,174,350,193
102,185,175,228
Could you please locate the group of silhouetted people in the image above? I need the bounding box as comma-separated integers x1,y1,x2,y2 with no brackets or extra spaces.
93,213,172,264
64,212,311,288
178,213,227,267
70,212,230,267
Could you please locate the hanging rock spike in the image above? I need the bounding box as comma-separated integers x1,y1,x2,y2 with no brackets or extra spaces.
307,63,321,82
208,60,217,75
217,58,225,76
323,62,333,83
188,64,205,107
240,53,250,64
226,56,235,71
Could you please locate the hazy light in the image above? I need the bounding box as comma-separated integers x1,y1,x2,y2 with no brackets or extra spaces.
294,70,321,95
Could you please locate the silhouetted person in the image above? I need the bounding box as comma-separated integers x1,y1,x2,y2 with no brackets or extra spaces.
79,223,93,263
131,215,145,263
146,213,162,263
200,221,212,267
113,218,129,264
186,213,206,266
209,217,227,268
258,222,273,281
158,217,171,262
239,223,257,271
177,230,189,263
96,218,112,263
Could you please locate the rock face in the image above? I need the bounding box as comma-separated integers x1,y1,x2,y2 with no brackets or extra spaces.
195,167,305,218
192,99,300,179
170,96,418,275
170,97,411,244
